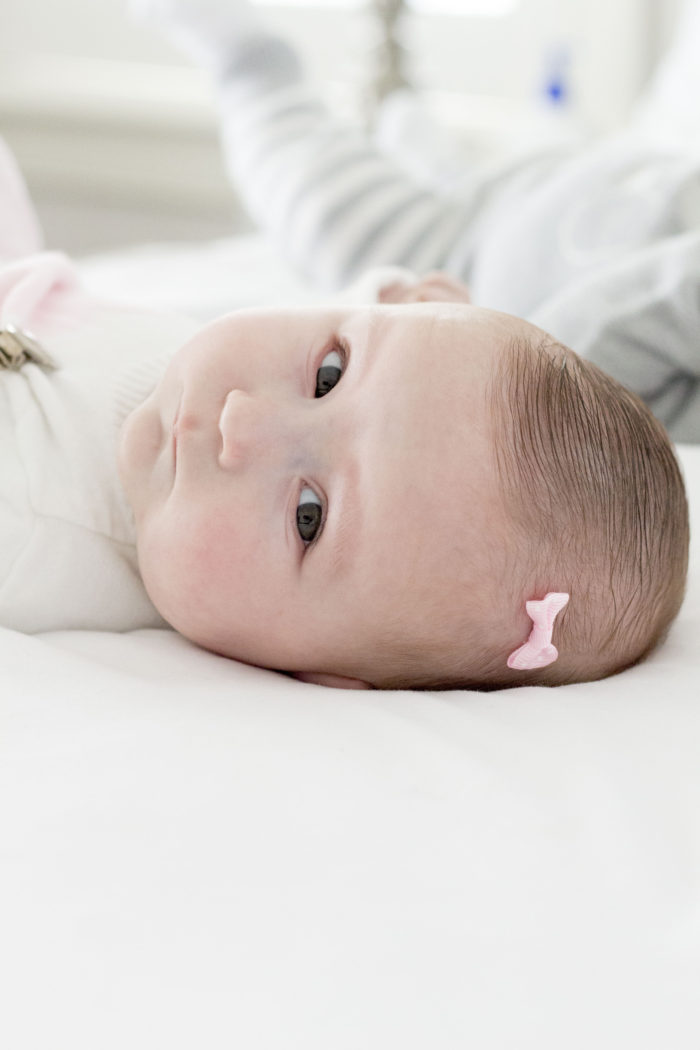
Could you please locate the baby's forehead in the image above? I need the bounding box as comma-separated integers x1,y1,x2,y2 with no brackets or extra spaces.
355,305,510,516
362,300,535,348
330,299,514,341
269,299,532,347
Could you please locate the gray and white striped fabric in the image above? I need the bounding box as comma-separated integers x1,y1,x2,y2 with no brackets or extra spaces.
211,31,700,441
214,34,554,291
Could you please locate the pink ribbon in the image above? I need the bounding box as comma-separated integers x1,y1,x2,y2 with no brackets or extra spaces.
507,592,569,671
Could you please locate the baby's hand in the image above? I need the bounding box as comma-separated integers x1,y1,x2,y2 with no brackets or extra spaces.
129,0,261,71
378,271,471,304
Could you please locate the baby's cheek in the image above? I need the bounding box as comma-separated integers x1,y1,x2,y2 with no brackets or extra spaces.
176,510,265,643
136,509,227,635
194,504,255,580
140,502,287,662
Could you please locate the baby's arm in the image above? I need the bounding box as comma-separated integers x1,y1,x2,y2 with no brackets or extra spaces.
132,0,510,290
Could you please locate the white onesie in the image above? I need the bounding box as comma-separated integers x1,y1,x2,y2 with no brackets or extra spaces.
0,252,199,633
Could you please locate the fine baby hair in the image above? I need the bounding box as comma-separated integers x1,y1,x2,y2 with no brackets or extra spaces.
495,336,689,689
374,334,689,692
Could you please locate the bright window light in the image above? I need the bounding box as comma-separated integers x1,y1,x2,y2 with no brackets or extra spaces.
251,0,521,15
408,0,519,11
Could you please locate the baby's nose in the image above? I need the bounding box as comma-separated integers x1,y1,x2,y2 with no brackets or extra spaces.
218,389,286,469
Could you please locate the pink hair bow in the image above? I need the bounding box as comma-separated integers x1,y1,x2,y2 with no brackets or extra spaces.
507,592,569,671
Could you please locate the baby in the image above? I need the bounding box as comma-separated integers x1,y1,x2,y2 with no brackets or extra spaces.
0,175,689,692
116,285,689,691
0,1,694,692
124,0,698,689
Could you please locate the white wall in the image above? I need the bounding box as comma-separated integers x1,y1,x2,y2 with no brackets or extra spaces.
0,0,687,253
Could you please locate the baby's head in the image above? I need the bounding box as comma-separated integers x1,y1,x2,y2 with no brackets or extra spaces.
118,278,689,691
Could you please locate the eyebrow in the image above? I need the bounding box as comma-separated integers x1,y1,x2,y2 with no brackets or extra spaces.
327,452,363,579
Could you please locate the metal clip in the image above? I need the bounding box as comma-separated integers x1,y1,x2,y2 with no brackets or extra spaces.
0,323,58,371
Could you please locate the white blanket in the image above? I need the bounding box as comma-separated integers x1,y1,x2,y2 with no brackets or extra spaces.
2,235,699,1049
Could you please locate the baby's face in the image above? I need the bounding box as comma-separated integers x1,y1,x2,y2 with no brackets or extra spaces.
118,301,523,687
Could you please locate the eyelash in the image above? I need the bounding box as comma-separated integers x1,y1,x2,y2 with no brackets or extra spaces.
297,336,349,551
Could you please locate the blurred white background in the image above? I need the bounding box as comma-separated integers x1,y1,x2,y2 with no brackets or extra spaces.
0,0,686,254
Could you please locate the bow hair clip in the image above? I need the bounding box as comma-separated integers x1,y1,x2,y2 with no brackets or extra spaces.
507,592,569,671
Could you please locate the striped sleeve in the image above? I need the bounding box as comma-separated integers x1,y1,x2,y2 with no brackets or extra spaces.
214,33,494,290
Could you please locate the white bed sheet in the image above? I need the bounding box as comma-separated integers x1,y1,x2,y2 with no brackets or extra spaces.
2,235,699,1049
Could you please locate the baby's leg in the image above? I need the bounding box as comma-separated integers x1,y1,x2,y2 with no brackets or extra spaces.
213,33,518,290
135,1,571,291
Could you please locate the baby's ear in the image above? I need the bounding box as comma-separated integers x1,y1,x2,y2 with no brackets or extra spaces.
290,671,373,690
378,270,471,304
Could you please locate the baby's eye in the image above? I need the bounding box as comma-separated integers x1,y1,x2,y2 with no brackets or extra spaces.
297,486,323,544
315,345,344,397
